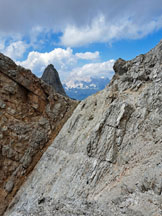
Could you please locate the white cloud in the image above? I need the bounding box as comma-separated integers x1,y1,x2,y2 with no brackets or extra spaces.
17,48,102,79
70,59,115,78
2,41,28,60
17,47,76,77
90,83,96,88
61,15,106,47
17,46,114,85
64,59,115,88
0,1,162,47
0,40,5,50
60,15,162,47
64,80,91,89
75,51,99,60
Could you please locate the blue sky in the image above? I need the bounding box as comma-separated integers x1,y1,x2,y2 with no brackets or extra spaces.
0,0,162,87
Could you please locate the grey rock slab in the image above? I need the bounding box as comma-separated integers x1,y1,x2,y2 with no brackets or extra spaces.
5,40,162,216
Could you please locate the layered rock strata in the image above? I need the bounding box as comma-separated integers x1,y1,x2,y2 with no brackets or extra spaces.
0,53,77,215
4,40,162,216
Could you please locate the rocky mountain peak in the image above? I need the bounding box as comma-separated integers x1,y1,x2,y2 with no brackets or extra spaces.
47,64,55,68
41,64,67,96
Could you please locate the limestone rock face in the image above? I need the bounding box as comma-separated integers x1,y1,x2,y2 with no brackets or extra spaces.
0,53,77,215
4,40,162,216
41,64,66,96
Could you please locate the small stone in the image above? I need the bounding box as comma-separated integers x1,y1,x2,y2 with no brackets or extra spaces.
0,100,6,109
2,126,7,132
21,155,32,169
7,107,16,115
5,86,16,95
39,117,48,126
4,179,14,193
8,70,17,78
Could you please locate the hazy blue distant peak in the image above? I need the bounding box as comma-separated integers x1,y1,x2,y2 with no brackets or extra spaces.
63,76,110,100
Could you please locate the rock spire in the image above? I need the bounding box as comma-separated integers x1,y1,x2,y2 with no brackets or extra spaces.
41,64,66,96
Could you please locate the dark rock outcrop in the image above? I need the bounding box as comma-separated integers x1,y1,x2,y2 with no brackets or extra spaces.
113,58,128,75
0,53,78,215
41,64,66,96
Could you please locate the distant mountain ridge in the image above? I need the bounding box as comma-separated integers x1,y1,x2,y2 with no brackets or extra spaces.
63,77,110,100
41,64,110,100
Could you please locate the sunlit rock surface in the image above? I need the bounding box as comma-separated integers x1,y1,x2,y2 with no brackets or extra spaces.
5,40,162,216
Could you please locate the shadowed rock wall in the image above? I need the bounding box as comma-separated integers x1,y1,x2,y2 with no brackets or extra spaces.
41,64,66,96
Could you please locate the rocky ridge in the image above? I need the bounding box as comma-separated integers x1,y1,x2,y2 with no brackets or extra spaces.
4,40,162,216
0,54,77,215
41,64,66,97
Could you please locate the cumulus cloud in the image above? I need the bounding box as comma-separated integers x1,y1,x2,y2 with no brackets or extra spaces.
0,0,162,46
75,51,99,60
17,48,101,78
2,41,28,60
0,40,5,51
70,60,115,78
61,15,162,47
17,47,76,77
17,46,114,84
65,59,115,88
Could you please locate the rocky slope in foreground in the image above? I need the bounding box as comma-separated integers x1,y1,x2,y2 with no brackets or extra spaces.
0,54,77,215
5,40,162,216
